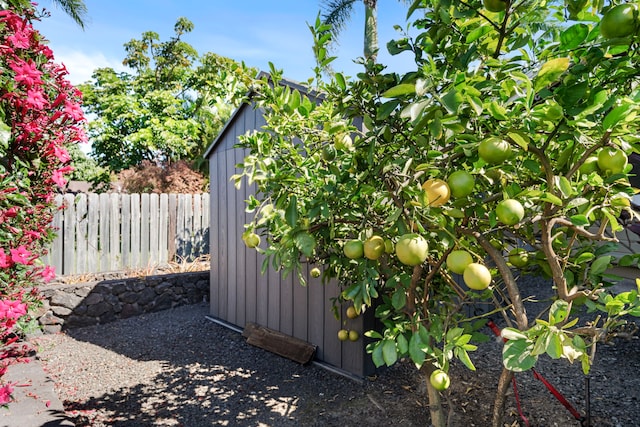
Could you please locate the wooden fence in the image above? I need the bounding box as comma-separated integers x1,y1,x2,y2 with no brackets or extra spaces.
43,193,210,276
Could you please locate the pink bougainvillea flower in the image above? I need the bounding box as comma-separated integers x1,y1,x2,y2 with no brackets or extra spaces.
41,265,55,283
10,246,32,265
0,249,12,269
0,299,27,320
0,384,13,406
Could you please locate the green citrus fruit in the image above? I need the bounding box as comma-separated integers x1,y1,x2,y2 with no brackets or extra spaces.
321,145,337,161
483,0,507,12
600,3,638,39
310,267,321,278
395,233,429,266
463,263,492,290
364,235,386,260
421,179,451,207
344,239,364,259
508,248,529,268
579,156,599,174
597,147,628,175
243,232,260,248
430,369,451,391
479,138,512,164
496,199,525,226
338,329,349,341
384,238,394,254
447,171,475,198
346,306,358,319
348,330,360,341
446,250,474,275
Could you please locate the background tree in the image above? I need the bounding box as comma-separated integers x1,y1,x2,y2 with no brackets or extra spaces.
239,1,640,425
79,17,253,177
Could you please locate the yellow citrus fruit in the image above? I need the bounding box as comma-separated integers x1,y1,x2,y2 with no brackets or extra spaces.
348,330,360,341
396,233,429,266
446,250,473,275
338,329,349,341
430,369,451,391
579,156,599,174
364,235,385,260
344,240,364,259
421,179,450,207
346,306,358,319
243,232,260,248
496,199,525,226
384,238,394,254
463,263,492,290
310,267,321,278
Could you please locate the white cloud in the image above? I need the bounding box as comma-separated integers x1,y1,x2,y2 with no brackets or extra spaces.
51,49,127,86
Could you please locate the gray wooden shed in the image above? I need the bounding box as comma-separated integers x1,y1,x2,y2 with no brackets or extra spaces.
204,77,376,378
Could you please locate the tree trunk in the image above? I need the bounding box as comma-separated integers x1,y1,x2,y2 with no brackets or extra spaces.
492,368,515,427
421,361,446,427
363,1,378,62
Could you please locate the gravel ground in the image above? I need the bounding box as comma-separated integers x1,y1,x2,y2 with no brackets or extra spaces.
32,293,640,426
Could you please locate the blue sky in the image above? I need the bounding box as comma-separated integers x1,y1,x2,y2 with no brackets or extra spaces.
33,1,417,86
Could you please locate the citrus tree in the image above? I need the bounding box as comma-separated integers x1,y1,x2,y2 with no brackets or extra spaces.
235,2,640,425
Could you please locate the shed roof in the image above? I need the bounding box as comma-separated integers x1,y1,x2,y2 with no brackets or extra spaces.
203,72,322,159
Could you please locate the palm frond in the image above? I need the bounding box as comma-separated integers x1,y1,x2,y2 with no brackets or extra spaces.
51,0,88,29
320,0,358,38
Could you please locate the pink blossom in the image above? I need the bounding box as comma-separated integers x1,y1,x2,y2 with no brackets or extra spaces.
25,88,48,109
63,99,84,122
0,384,13,406
41,265,55,283
7,30,30,49
52,145,71,163
0,299,27,320
10,246,32,265
50,169,67,188
9,59,42,87
0,249,12,269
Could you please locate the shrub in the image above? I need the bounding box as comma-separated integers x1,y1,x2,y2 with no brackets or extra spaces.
0,0,85,405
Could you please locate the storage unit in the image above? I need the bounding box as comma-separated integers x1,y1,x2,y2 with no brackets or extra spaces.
204,78,376,378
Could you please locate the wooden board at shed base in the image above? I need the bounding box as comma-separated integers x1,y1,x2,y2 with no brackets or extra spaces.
243,322,316,365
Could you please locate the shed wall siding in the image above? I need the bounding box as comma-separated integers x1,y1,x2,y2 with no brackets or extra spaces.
208,101,375,378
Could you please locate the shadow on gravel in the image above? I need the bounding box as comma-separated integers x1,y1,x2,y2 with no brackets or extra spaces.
52,302,424,427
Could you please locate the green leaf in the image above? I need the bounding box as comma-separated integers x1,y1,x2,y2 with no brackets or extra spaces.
441,89,463,114
570,214,590,226
590,255,612,277
396,333,409,354
503,339,538,372
391,288,407,310
603,104,632,130
549,300,569,325
0,120,9,150
382,339,398,366
556,176,574,198
575,252,595,264
541,192,563,206
534,58,570,92
546,333,563,359
488,101,508,120
456,348,476,371
501,327,528,340
382,83,416,98
507,131,529,150
285,195,298,227
409,332,426,367
294,232,316,257
560,24,589,50
372,342,385,367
